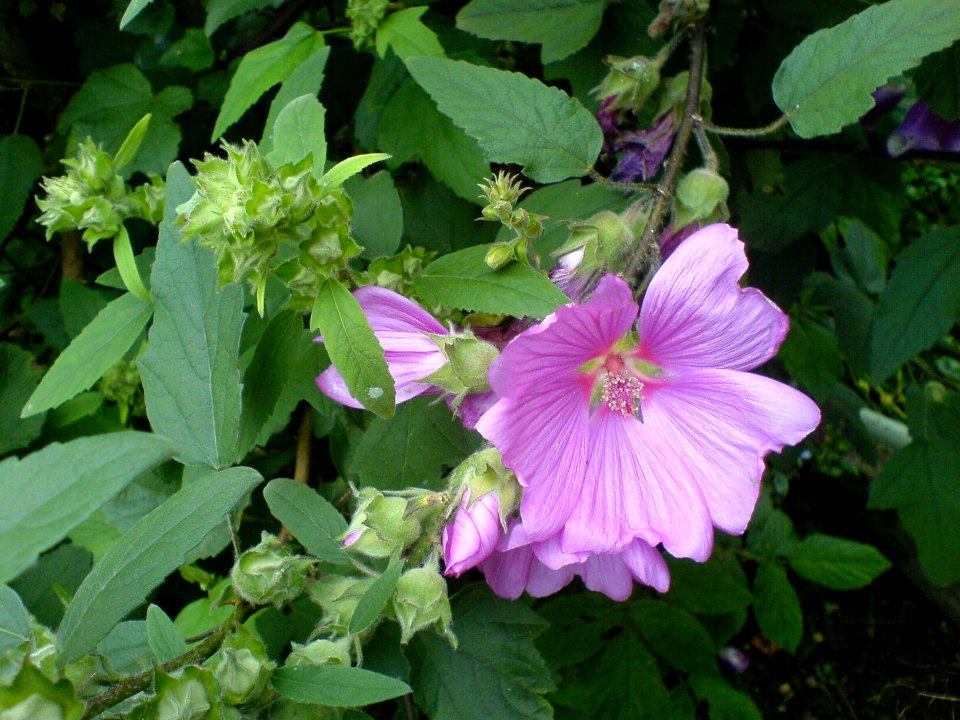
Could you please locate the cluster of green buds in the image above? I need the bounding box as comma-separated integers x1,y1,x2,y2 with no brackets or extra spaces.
130,666,226,720
231,532,315,608
176,140,360,313
345,0,389,48
423,331,500,411
339,488,441,560
356,245,436,297
478,172,546,270
99,356,146,424
36,137,164,248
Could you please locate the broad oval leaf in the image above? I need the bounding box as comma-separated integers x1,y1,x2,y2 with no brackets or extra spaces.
0,432,174,583
414,244,569,318
375,7,445,61
0,585,32,655
785,534,891,590
773,0,960,138
56,465,262,664
310,279,395,418
272,665,411,707
265,94,327,176
752,562,803,654
262,478,350,565
1,344,45,453
146,603,188,663
0,134,44,242
138,162,245,468
406,57,602,183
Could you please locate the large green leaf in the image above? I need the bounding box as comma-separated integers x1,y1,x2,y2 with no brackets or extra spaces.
348,397,480,490
265,95,327,177
869,228,960,382
213,22,325,140
272,666,411,707
630,600,719,677
752,562,802,653
58,64,192,175
375,7,445,61
310,279,395,418
119,0,153,29
773,0,960,138
0,432,174,583
138,162,246,468
406,57,602,183
262,478,350,565
0,345,45,453
915,44,960,120
870,438,960,586
0,585,32,655
347,171,404,259
414,244,569,318
260,47,330,156
457,0,606,64
408,586,554,720
205,0,284,35
785,534,891,590
22,293,152,418
0,135,44,242
56,466,262,664
378,79,489,203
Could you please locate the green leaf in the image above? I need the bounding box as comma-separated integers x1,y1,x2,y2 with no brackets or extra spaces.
56,466,262,664
58,64,192,176
494,179,631,263
0,432,174,583
666,556,753,616
138,162,246,468
310,279,395,418
870,439,960,585
205,0,284,35
113,225,151,302
347,171,403,258
0,345,45,454
376,7,445,61
213,22,325,140
692,677,762,720
0,135,44,242
631,600,719,677
272,666,411,706
406,57,602,183
785,534,891,590
778,316,843,403
408,586,554,720
457,0,606,64
869,227,960,382
752,562,802,653
772,0,960,138
378,79,490,203
320,153,391,189
159,29,215,72
119,0,153,29
262,478,350,565
414,244,569,318
238,311,309,455
146,604,188,663
0,585,32,655
827,218,889,296
112,113,152,174
266,95,327,177
260,47,330,155
11,545,91,628
348,397,481,490
22,293,151,418
349,558,403,635
915,44,960,120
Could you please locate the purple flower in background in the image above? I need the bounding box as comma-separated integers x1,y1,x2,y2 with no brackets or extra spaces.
611,108,677,183
442,489,502,577
888,100,960,156
476,224,820,563
860,84,906,130
479,520,670,601
316,286,447,407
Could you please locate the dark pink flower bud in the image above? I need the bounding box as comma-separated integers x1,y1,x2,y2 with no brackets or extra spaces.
442,490,503,577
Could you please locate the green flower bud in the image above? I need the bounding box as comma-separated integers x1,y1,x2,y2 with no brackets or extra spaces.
593,55,662,112
392,560,455,646
673,168,730,228
151,667,220,720
447,448,520,526
307,575,376,631
423,331,500,404
484,242,516,270
99,356,145,424
0,663,83,720
285,638,352,668
231,533,314,608
214,627,275,707
342,490,422,559
346,0,389,48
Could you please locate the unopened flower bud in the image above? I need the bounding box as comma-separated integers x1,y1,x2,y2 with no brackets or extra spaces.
154,667,219,720
286,638,352,668
423,331,500,407
214,627,275,706
484,242,516,270
341,490,423,559
393,560,455,646
308,575,376,630
442,490,502,577
0,663,83,720
231,533,314,608
593,55,662,111
674,168,729,228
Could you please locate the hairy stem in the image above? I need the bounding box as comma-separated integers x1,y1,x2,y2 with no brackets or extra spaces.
626,21,708,284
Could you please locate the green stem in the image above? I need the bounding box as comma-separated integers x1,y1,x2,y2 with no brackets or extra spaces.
625,21,708,285
80,604,251,720
697,113,791,138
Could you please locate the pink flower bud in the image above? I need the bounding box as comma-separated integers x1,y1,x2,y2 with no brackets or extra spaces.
442,491,502,577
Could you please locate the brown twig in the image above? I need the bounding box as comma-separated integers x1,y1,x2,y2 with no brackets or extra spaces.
293,404,314,485
626,21,709,284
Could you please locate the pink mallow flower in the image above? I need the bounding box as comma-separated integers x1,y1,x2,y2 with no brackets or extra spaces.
316,286,448,407
475,224,820,562
442,489,502,576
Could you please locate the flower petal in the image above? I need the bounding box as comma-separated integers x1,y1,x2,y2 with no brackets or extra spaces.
638,224,789,372
442,491,502,577
487,274,638,395
479,543,535,600
559,409,714,561
354,285,448,335
621,540,670,593
643,368,820,535
579,554,635,601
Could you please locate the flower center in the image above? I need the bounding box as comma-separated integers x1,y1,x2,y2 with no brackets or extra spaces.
600,370,644,417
